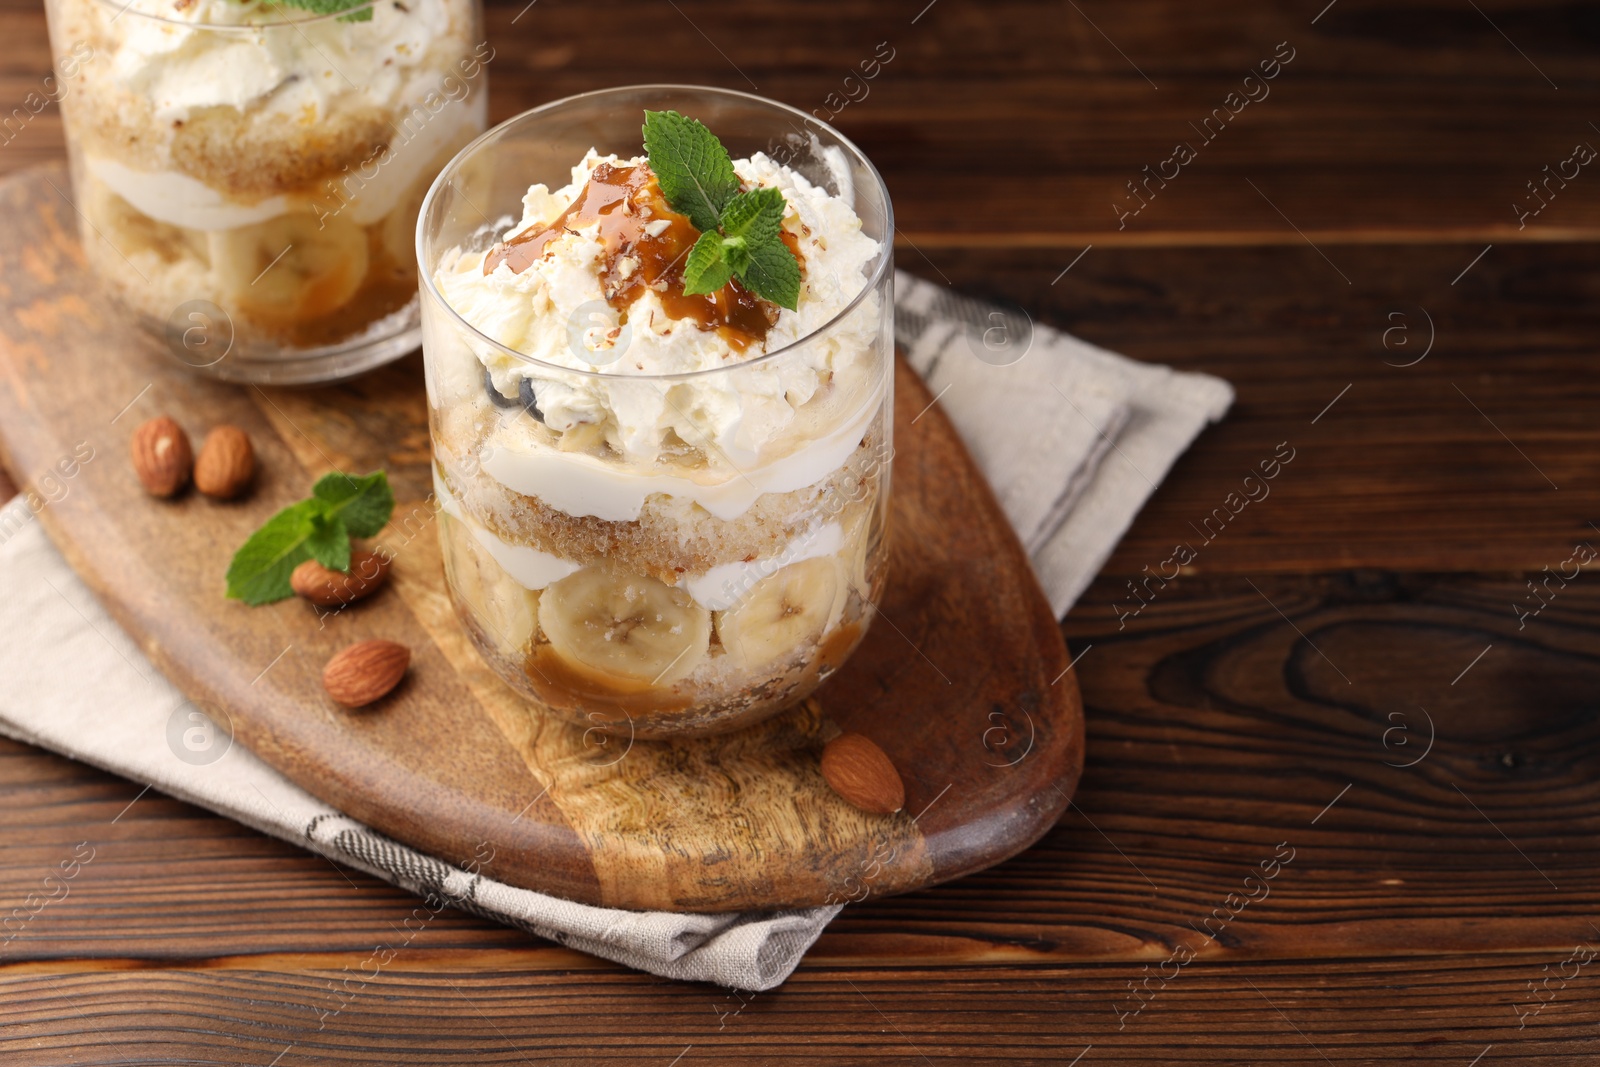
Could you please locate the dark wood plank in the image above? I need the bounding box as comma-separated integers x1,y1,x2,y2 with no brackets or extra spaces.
911,240,1600,576
489,0,1600,243
3,953,1597,1065
4,0,1599,243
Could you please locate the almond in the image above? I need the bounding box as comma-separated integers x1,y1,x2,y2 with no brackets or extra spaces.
193,425,255,499
292,549,391,607
130,415,192,497
820,732,904,814
322,639,410,708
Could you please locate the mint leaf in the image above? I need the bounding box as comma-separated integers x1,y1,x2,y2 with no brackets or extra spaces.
642,110,738,233
275,0,374,20
740,241,802,310
682,230,735,296
227,470,392,605
311,471,393,538
304,512,351,572
719,187,785,250
225,502,320,605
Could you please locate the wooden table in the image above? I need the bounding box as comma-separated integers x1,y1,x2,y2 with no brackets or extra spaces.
2,1,1596,1062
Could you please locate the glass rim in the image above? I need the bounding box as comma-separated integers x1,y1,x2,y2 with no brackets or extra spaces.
92,0,384,31
416,83,895,384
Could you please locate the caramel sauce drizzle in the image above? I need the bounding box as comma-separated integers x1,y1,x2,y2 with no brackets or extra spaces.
484,162,804,353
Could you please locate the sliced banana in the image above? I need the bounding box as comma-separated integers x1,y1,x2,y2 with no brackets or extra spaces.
209,212,368,324
841,505,878,596
556,421,608,454
82,179,200,263
715,556,846,671
440,512,541,655
380,141,467,273
380,172,428,274
538,563,711,690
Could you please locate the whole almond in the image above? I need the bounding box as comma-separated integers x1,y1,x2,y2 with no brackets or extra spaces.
323,639,410,708
130,415,192,497
292,549,391,607
821,733,904,814
193,425,255,499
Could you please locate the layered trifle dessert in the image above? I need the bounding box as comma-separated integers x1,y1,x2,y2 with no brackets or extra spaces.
45,0,488,381
419,93,894,737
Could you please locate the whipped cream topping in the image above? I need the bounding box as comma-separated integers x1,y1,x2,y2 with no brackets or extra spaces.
108,0,459,124
433,150,883,478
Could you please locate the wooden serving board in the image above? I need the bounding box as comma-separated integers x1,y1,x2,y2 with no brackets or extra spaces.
0,165,1082,912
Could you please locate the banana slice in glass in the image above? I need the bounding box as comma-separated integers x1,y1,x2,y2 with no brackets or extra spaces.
715,556,847,671
83,179,200,263
380,174,428,275
841,505,878,596
440,512,541,655
209,212,368,324
538,563,711,691
381,142,464,273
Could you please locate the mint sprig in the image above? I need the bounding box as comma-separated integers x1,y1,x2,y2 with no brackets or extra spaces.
642,110,802,311
226,471,393,605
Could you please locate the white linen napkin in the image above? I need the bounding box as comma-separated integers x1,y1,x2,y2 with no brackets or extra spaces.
0,274,1231,990
894,272,1235,615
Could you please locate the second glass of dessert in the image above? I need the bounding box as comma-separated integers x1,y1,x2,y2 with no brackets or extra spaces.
44,0,490,383
419,86,894,738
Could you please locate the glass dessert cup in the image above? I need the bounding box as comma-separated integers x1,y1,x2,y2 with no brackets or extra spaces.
44,0,490,384
419,86,895,739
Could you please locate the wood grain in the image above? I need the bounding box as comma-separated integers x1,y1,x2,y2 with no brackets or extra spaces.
915,241,1600,576
3,0,1598,244
3,954,1598,1064
0,164,1082,913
